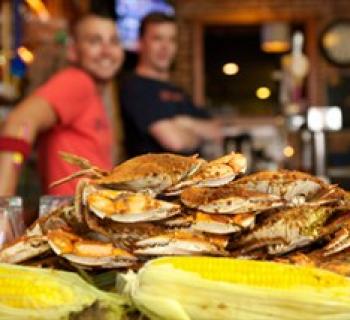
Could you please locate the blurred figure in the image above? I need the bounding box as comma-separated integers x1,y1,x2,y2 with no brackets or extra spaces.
120,12,222,157
0,13,124,196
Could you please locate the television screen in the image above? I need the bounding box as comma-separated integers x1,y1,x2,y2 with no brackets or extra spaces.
116,0,174,51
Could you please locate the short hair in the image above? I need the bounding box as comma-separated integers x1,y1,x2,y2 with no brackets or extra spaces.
70,12,117,39
139,12,176,38
90,0,117,21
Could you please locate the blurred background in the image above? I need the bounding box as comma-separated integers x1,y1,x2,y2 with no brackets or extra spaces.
1,0,350,207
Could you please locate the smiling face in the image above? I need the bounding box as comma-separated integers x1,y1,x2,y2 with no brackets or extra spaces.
139,21,177,73
69,15,124,82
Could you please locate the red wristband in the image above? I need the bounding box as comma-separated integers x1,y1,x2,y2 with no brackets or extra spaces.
0,136,31,160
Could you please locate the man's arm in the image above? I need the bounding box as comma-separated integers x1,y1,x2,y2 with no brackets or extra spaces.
0,96,57,196
149,115,222,153
173,115,222,142
150,118,202,152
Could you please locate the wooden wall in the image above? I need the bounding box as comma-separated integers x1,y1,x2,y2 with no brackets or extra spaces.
172,0,350,106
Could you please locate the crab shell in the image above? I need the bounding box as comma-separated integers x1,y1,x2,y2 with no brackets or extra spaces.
231,206,335,256
47,229,136,268
0,235,50,264
134,231,228,256
191,211,255,235
181,184,284,214
87,189,181,223
232,170,330,203
93,153,204,193
165,152,247,195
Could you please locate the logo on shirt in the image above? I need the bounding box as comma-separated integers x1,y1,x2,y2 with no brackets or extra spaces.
159,90,184,103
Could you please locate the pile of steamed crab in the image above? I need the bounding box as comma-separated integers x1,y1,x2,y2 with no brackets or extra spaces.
2,151,350,276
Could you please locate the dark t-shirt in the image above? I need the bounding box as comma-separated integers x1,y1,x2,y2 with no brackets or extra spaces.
120,73,209,157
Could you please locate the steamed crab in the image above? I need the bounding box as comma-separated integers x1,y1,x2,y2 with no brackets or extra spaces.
229,205,350,256
52,151,246,195
51,152,246,224
0,205,137,268
0,230,137,269
47,228,136,268
231,170,345,206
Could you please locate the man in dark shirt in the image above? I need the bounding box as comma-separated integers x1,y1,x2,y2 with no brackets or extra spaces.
120,12,222,157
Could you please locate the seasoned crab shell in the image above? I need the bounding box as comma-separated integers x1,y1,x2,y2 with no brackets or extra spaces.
87,189,181,222
232,170,330,204
231,206,335,256
93,153,204,193
181,184,284,214
47,229,136,268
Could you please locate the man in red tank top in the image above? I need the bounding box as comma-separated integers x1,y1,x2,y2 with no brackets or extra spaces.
0,12,124,195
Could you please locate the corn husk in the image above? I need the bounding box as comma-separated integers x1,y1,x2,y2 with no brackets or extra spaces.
119,256,350,320
0,263,127,320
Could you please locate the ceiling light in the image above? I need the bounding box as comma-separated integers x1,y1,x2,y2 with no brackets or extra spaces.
307,106,342,132
261,22,290,53
25,0,50,21
18,47,34,64
283,146,295,158
256,87,271,99
223,63,239,75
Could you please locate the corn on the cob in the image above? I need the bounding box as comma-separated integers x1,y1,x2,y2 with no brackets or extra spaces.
119,257,350,320
0,263,127,320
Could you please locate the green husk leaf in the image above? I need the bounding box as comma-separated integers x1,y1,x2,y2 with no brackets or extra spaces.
0,263,128,320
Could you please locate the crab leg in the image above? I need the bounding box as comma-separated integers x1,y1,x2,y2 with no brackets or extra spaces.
50,168,104,189
59,151,107,174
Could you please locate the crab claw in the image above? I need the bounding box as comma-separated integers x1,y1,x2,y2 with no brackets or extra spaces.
134,231,228,256
47,229,136,268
